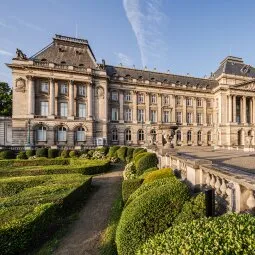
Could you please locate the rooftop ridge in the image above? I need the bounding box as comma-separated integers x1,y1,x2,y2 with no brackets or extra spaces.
220,56,244,66
54,34,88,45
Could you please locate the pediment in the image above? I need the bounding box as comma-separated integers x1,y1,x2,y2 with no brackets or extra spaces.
232,81,255,91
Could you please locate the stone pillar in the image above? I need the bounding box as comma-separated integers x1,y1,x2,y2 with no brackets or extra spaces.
49,78,55,118
253,97,255,124
87,82,93,119
119,90,124,123
171,95,175,123
157,93,162,123
203,98,207,126
193,97,197,125
146,92,150,123
182,96,187,125
233,95,236,123
249,98,253,124
242,96,247,124
104,85,108,122
68,80,74,119
27,76,35,116
228,95,232,123
132,91,137,123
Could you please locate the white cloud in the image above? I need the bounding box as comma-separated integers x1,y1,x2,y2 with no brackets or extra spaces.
0,49,13,56
123,0,167,67
115,52,133,66
10,16,43,32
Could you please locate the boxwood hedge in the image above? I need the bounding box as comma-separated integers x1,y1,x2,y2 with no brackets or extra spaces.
122,179,143,204
0,150,15,159
36,148,48,158
116,179,190,255
135,153,158,176
126,147,135,162
116,146,128,162
132,148,146,158
138,213,255,255
143,168,174,183
107,146,120,157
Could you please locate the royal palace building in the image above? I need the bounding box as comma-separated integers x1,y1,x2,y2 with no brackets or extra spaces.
6,35,255,149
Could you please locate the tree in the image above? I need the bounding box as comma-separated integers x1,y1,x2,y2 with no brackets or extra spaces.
0,82,12,116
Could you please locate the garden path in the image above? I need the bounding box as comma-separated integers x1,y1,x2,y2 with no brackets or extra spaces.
54,165,123,255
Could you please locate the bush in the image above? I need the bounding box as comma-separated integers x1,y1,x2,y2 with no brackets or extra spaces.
116,179,190,255
36,148,48,158
126,147,134,162
0,150,15,159
48,149,59,158
133,148,146,158
16,151,27,160
107,146,120,157
122,179,143,204
96,146,109,155
25,150,35,158
138,214,255,255
138,167,158,179
143,168,174,183
61,150,69,158
133,152,148,164
88,149,95,157
69,150,79,158
135,153,158,176
116,146,127,162
123,162,136,180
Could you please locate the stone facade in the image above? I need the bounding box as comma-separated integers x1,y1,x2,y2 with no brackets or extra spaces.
0,117,12,147
6,35,255,149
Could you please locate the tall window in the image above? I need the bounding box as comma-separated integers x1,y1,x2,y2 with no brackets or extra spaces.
78,103,86,118
76,127,85,141
197,98,202,107
124,108,132,121
197,131,202,142
112,129,118,141
187,130,192,142
138,109,144,122
125,91,131,101
60,84,68,94
58,126,67,141
187,112,192,124
207,131,212,142
137,93,144,104
60,103,68,117
125,129,131,141
197,113,203,125
41,81,49,93
37,126,46,141
111,108,118,121
176,130,181,141
163,111,170,123
111,91,118,101
207,99,212,108
151,94,157,104
186,97,192,106
164,96,170,105
138,129,144,141
176,96,181,106
150,110,157,123
176,112,182,124
78,86,86,96
40,101,48,116
207,114,213,125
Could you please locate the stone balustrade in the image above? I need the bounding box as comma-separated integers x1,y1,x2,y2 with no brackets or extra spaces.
153,151,255,213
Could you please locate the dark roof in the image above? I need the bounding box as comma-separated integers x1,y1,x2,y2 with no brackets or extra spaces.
106,65,219,90
30,35,97,68
213,56,255,78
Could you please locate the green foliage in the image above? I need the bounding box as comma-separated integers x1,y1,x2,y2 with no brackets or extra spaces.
123,162,137,180
126,147,135,162
107,146,120,157
0,150,15,159
48,149,59,158
16,151,27,160
138,214,255,255
133,152,148,164
96,146,109,155
135,153,158,176
116,146,127,161
0,82,12,116
26,149,35,158
36,148,48,158
116,179,190,255
143,168,174,183
122,179,143,204
138,167,158,179
61,150,70,158
88,149,95,156
69,150,79,158
132,148,146,158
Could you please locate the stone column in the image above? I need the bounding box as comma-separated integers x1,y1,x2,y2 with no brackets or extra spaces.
146,92,150,123
242,96,247,124
132,91,137,123
119,90,124,123
171,95,175,123
233,95,236,123
203,98,207,126
157,93,162,123
249,98,253,124
253,97,255,124
68,80,74,119
193,97,197,125
49,78,55,118
228,95,232,123
182,96,187,125
87,82,93,119
27,76,35,116
104,85,108,122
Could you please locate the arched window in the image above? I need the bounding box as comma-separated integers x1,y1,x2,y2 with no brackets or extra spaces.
37,125,47,141
112,129,118,141
76,127,85,141
197,131,202,142
176,130,181,141
58,126,67,141
138,129,144,141
207,131,212,142
125,129,131,141
187,130,192,142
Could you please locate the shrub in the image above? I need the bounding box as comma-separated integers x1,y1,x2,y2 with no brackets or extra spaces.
122,179,143,204
16,151,27,160
96,146,109,155
133,148,146,158
126,147,134,162
92,150,105,159
61,150,69,158
143,168,174,183
36,148,48,158
135,153,158,176
48,149,59,158
138,214,255,255
123,162,136,180
25,150,35,158
133,152,148,164
116,179,190,255
116,146,127,161
138,167,158,179
69,150,79,158
88,149,95,157
0,150,15,159
107,146,120,157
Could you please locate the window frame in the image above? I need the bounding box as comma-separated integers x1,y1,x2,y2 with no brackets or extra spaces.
37,126,47,141
57,126,67,142
138,129,144,141
40,101,49,116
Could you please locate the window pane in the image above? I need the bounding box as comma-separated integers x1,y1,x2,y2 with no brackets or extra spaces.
60,103,68,117
79,104,86,118
40,102,48,116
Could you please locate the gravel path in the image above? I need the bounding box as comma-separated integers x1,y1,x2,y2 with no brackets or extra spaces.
54,166,123,255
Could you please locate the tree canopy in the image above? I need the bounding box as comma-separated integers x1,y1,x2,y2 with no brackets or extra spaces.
0,82,12,116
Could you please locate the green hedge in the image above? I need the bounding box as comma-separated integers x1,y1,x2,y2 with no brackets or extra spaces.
61,150,70,158
143,168,174,183
16,151,27,160
122,179,143,204
107,146,120,157
133,152,148,164
36,148,48,158
135,153,158,176
138,167,158,179
132,148,146,158
126,147,135,162
26,149,35,158
48,149,59,158
116,147,127,162
138,214,255,255
96,146,109,155
0,150,15,159
116,179,190,255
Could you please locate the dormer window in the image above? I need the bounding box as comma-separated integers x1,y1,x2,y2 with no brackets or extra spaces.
125,74,131,80
163,79,168,83
79,64,84,67
41,58,47,62
61,61,66,65
138,76,143,81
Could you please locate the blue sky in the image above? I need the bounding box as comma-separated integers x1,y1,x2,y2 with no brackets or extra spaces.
1,0,255,85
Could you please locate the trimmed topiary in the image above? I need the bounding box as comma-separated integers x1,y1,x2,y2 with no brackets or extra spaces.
135,153,158,176
107,146,120,157
60,150,69,158
36,148,48,158
25,150,35,158
133,152,148,164
48,149,59,158
16,151,27,160
117,146,128,161
96,146,109,155
133,148,146,158
138,167,158,179
122,179,143,204
69,150,79,158
88,149,95,157
0,150,15,160
116,179,190,255
143,168,174,183
137,214,255,255
126,147,135,162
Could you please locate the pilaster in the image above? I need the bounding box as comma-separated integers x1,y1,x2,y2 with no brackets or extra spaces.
68,80,74,120
49,78,55,119
132,91,137,123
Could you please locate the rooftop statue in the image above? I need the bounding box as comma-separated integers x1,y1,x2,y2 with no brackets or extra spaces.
16,48,27,60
